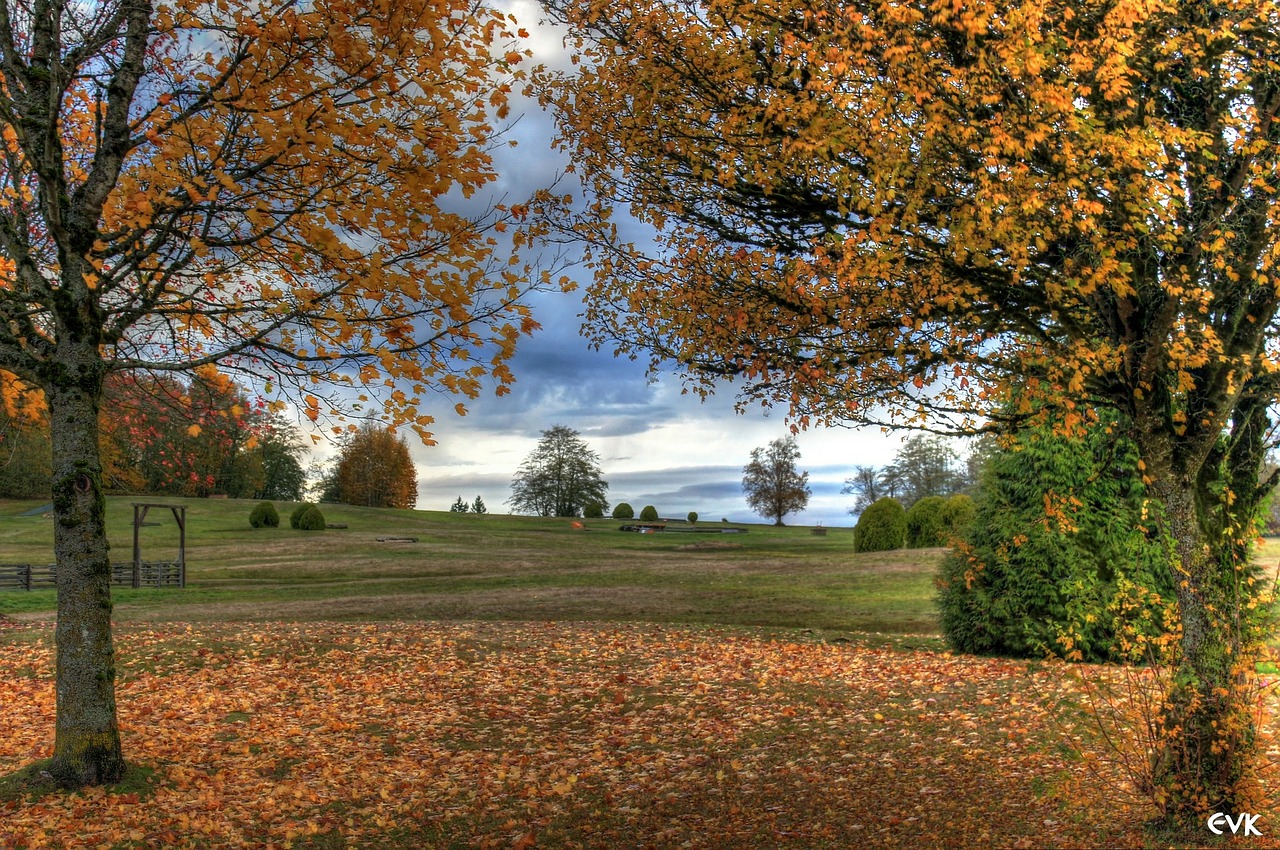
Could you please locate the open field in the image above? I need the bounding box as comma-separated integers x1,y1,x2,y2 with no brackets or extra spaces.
0,497,941,638
3,497,1280,848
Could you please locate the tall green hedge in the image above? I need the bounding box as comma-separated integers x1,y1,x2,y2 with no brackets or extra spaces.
853,497,906,552
937,413,1174,663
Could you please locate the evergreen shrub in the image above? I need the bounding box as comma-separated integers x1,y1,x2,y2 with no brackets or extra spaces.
905,496,948,548
250,501,279,528
296,505,327,531
937,414,1174,663
853,498,906,552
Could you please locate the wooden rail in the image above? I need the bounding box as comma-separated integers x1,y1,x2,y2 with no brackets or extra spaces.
0,561,185,591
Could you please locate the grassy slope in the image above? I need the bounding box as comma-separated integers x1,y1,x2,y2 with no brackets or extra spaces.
0,497,942,637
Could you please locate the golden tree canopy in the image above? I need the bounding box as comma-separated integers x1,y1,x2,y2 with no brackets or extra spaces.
0,0,568,437
331,423,418,509
544,0,1280,449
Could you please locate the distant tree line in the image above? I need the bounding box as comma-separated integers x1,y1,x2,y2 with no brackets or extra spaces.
0,368,306,501
842,435,987,515
1,369,426,511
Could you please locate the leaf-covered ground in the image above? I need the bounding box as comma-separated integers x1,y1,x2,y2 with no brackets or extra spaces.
0,619,1276,849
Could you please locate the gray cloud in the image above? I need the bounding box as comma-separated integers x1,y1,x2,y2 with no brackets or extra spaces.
440,314,673,442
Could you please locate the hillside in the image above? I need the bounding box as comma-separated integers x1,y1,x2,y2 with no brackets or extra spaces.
0,497,942,636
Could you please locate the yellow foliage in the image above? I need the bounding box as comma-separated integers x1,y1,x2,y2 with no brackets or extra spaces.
0,0,567,446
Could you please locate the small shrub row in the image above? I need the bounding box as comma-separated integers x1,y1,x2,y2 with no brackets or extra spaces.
249,501,324,531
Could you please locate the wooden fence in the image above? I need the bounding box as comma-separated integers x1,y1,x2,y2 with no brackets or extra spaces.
0,561,185,591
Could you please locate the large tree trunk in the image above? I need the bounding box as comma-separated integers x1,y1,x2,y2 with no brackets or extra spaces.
1148,476,1259,821
44,342,125,787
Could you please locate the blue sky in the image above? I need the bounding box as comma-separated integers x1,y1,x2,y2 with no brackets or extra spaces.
394,3,909,527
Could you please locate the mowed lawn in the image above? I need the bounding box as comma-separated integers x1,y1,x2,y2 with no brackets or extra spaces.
1,497,1279,849
0,497,940,637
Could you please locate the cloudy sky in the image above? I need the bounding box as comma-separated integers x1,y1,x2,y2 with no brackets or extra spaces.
395,2,911,527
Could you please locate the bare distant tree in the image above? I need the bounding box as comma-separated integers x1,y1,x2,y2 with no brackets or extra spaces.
881,436,962,510
841,465,883,515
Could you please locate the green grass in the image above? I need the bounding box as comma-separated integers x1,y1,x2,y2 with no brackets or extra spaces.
0,496,944,637
0,759,158,801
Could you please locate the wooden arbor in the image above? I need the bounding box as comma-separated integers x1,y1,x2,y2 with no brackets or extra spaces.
130,503,187,588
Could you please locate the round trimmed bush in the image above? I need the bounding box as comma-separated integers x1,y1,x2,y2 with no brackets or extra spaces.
584,501,605,519
611,503,635,520
295,505,327,531
289,503,316,529
639,505,659,522
853,497,906,552
250,501,279,529
905,495,948,548
937,494,975,535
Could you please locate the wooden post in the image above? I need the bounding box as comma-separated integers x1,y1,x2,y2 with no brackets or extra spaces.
172,505,186,589
130,502,188,588
131,504,146,589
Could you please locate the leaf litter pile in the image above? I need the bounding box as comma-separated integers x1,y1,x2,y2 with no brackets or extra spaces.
1,620,1276,848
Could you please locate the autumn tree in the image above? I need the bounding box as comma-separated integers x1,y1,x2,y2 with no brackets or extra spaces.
106,369,261,498
508,425,608,517
544,0,1280,822
0,0,562,787
329,423,417,509
5,369,308,499
741,435,811,525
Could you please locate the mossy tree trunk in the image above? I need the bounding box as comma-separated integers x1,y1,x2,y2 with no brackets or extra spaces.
1140,387,1272,821
1148,479,1256,817
43,333,125,787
